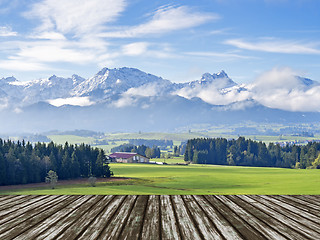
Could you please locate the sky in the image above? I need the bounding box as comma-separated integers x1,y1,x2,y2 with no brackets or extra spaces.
0,0,319,83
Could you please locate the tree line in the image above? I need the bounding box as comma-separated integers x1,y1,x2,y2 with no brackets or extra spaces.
184,137,320,169
111,143,161,158
0,139,112,186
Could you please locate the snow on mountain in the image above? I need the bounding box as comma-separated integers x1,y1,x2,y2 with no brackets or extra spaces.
183,70,237,89
0,67,319,112
20,75,85,106
72,67,171,99
173,70,249,106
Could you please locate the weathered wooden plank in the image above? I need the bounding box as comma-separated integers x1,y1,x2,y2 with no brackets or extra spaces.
193,195,243,240
216,195,287,240
0,195,47,216
1,195,319,240
300,195,320,201
0,195,29,208
118,195,149,240
0,195,73,239
98,195,137,240
204,195,265,240
13,195,92,240
141,195,161,240
78,195,127,240
0,195,59,227
244,195,320,240
277,195,320,215
250,195,320,234
228,195,306,240
35,195,102,240
170,195,202,240
160,195,181,240
260,195,320,224
54,195,114,240
294,195,320,207
182,195,223,240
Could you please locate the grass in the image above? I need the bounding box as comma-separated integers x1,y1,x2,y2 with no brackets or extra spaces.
1,163,320,195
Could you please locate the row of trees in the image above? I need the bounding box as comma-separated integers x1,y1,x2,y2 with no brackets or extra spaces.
111,144,161,158
0,139,112,186
184,137,320,169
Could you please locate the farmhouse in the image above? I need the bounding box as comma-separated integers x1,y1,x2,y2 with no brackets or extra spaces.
109,152,150,163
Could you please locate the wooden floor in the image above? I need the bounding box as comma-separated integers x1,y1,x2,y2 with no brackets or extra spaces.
0,195,319,240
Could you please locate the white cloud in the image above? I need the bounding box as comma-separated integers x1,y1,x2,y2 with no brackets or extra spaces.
249,67,300,90
0,59,48,71
175,82,251,106
100,5,217,38
25,0,126,35
0,0,124,72
29,31,66,40
250,67,320,112
225,39,320,54
125,83,159,97
0,26,17,37
112,95,137,108
113,82,165,108
47,97,94,107
185,51,254,60
0,37,111,72
121,42,176,59
15,42,95,63
0,97,9,110
122,42,149,56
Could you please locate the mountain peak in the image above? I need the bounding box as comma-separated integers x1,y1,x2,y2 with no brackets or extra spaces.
197,71,236,89
71,74,85,85
48,75,57,80
200,70,229,81
1,76,17,83
296,76,319,87
217,70,228,77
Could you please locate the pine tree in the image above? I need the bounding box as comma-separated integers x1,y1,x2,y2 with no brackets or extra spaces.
0,152,6,185
71,151,80,178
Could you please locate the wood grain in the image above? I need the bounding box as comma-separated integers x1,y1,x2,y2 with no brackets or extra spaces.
0,195,319,240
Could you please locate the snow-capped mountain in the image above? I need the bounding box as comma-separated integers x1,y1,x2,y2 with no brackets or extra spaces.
0,67,320,133
0,67,240,107
180,70,237,89
72,67,172,99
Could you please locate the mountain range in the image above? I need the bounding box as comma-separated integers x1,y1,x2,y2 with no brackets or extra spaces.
0,67,319,133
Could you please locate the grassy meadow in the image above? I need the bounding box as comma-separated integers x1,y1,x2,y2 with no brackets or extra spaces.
1,163,320,195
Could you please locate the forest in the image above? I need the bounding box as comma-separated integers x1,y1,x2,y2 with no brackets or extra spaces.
0,139,112,186
184,137,320,169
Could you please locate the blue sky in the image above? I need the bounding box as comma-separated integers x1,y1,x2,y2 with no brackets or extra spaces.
0,0,319,83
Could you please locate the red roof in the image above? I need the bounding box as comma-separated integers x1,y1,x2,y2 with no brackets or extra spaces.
109,152,138,159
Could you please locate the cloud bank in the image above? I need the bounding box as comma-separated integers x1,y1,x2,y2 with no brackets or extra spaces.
48,97,94,107
250,68,320,111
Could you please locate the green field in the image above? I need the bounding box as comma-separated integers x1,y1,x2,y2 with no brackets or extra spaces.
1,163,320,195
